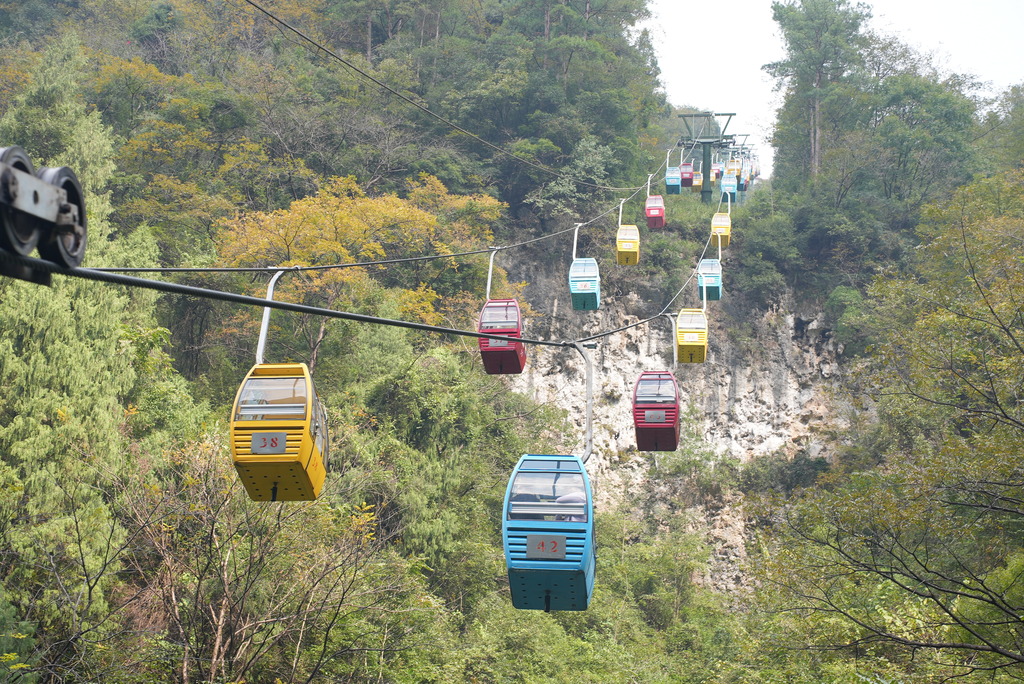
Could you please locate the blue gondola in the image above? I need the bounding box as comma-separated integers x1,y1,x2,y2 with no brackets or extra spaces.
665,167,682,195
697,258,723,301
502,454,595,611
721,174,737,204
569,257,600,310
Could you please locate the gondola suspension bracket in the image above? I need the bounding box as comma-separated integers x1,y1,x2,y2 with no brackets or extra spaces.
0,145,88,284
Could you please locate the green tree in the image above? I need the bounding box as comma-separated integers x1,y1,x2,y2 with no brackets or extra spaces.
115,435,446,683
0,35,115,199
977,83,1024,173
0,0,78,41
753,171,1024,677
766,0,871,181
362,346,563,607
0,33,206,681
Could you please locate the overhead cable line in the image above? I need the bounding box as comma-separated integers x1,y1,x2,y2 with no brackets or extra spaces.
236,0,643,194
13,131,697,349
92,247,497,273
1,180,717,352
79,121,733,345
0,251,570,349
4,196,700,351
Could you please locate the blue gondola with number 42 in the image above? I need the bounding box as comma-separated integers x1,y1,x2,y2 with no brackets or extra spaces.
502,454,595,611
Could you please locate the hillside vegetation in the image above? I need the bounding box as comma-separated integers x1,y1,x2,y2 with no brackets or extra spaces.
0,0,1023,681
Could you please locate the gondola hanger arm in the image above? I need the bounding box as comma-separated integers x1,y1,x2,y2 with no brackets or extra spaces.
485,247,499,301
662,313,678,368
571,223,583,262
255,266,300,365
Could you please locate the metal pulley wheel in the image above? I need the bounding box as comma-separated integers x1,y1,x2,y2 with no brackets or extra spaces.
0,145,42,256
35,166,87,268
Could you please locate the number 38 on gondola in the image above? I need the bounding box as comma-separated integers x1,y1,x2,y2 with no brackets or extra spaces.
229,362,329,501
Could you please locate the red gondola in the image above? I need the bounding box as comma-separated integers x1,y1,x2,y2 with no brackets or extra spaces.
632,371,680,452
680,162,694,188
478,299,527,374
645,195,665,229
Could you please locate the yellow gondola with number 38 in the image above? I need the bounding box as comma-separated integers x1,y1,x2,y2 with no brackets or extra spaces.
230,362,329,501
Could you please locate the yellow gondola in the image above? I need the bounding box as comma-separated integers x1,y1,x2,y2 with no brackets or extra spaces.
676,309,708,364
230,362,329,501
616,224,640,265
692,172,703,191
711,212,731,249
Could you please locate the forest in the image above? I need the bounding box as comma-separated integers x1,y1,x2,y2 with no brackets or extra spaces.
0,0,1023,681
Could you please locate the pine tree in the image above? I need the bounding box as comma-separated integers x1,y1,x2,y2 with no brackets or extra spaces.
0,33,162,679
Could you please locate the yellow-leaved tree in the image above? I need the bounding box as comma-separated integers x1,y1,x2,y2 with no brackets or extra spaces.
217,175,507,370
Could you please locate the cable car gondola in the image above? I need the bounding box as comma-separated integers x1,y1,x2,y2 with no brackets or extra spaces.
478,299,527,374
692,172,703,191
665,167,682,195
645,195,665,229
230,362,329,501
676,309,708,364
616,224,640,265
711,212,731,249
721,175,737,204
503,454,595,611
569,258,600,310
697,258,723,301
711,162,724,181
632,371,680,452
680,162,694,188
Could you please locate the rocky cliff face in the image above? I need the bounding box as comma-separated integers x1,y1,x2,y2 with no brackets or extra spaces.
502,250,848,587
506,258,846,470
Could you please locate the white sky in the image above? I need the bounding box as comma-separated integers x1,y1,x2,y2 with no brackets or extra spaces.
643,0,1024,176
